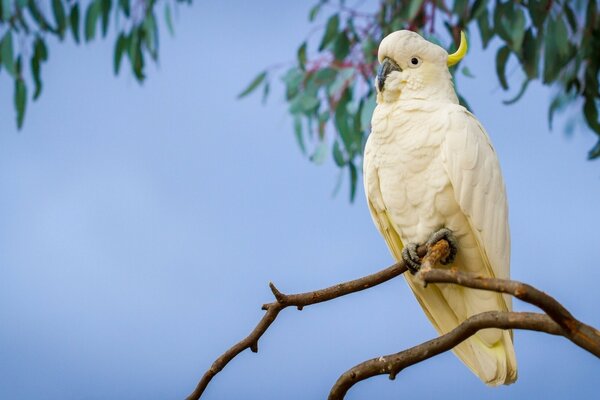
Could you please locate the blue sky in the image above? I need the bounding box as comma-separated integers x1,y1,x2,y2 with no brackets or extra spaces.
0,1,598,399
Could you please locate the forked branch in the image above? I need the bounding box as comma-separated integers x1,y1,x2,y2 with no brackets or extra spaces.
185,244,431,400
328,266,600,399
187,240,600,400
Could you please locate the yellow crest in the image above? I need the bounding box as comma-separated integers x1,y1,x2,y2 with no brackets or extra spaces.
447,31,468,66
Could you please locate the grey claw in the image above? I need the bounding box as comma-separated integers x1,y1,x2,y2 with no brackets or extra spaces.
426,228,458,265
402,243,422,274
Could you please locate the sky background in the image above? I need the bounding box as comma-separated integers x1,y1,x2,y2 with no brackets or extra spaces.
1,1,599,399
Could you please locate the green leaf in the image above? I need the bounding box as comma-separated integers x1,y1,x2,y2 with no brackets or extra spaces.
238,71,267,98
333,31,350,60
101,0,112,37
119,0,130,17
15,77,27,129
293,116,306,155
588,139,600,160
503,79,530,105
548,94,563,130
1,32,15,77
297,42,307,70
470,0,488,20
563,3,578,32
584,97,600,135
328,67,354,96
164,3,174,36
493,1,512,43
461,66,475,78
543,16,570,83
332,140,345,167
128,27,145,81
496,46,511,90
309,2,322,22
334,90,354,152
407,0,425,20
509,8,526,52
114,33,127,74
319,14,339,51
52,0,67,36
311,67,337,88
586,0,597,28
452,0,468,17
70,3,80,43
361,36,377,62
85,0,101,41
527,0,550,28
360,91,376,133
262,81,270,104
476,9,493,48
1,0,12,20
289,93,319,114
310,142,328,165
31,37,48,100
143,12,159,59
282,67,303,100
27,1,51,31
520,28,540,79
348,161,358,202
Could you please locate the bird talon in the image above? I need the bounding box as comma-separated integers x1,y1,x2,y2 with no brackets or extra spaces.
402,243,422,274
426,228,458,265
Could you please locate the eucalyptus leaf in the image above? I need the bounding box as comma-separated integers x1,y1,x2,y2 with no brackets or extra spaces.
0,32,15,77
84,0,101,41
15,78,27,128
496,46,511,90
238,71,267,99
310,142,328,165
319,14,339,51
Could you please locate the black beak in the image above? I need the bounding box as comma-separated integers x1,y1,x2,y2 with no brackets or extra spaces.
376,58,401,92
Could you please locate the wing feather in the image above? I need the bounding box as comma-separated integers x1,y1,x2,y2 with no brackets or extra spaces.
441,111,510,282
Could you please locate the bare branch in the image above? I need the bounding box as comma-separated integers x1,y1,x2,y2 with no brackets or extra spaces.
187,238,600,400
185,244,428,400
329,269,600,399
328,311,564,400
420,268,600,357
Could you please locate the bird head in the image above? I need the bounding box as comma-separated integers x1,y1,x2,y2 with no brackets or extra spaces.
375,30,467,103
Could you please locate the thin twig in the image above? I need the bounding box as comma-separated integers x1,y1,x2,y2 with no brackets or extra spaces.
185,244,428,400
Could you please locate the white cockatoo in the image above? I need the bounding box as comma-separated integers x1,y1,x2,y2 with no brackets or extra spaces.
363,30,517,385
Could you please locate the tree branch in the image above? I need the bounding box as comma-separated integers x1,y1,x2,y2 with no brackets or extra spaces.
184,244,429,400
420,268,600,356
328,269,600,399
328,311,564,399
187,238,600,400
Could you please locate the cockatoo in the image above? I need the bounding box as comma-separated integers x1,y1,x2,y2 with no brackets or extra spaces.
363,30,517,385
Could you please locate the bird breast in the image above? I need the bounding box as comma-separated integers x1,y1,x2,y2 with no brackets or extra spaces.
366,101,463,244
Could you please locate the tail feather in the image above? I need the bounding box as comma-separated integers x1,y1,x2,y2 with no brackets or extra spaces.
405,276,518,385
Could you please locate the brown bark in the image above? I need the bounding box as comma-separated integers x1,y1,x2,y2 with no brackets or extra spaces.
186,240,600,400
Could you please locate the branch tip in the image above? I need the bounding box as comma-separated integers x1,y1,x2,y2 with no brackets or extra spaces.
269,281,285,302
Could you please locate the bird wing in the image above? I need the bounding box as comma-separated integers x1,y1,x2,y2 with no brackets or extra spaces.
441,109,511,287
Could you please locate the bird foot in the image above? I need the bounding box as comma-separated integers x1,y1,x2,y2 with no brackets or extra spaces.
402,243,422,274
426,228,458,265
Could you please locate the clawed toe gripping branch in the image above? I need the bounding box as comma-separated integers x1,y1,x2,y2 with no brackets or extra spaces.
186,240,600,400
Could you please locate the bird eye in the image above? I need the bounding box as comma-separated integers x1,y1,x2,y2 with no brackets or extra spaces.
408,57,421,68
